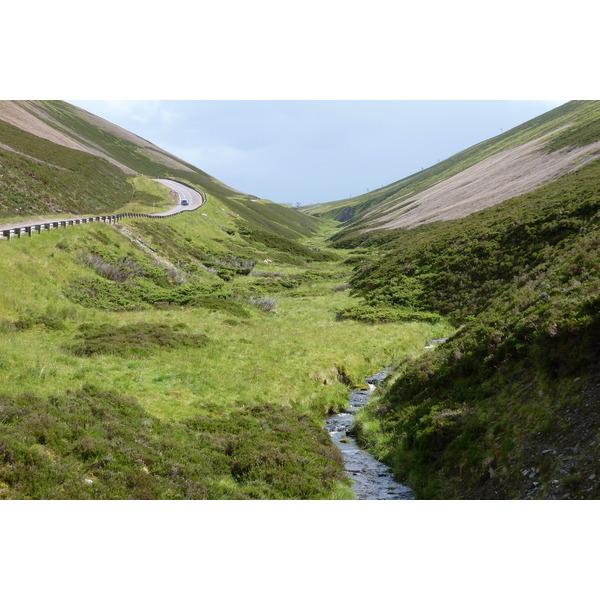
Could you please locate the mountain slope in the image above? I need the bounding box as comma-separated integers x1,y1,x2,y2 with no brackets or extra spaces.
305,101,600,242
327,102,600,499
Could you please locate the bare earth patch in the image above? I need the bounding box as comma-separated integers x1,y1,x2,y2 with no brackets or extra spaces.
366,132,600,231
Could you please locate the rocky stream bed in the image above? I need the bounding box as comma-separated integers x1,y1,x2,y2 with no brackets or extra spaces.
325,369,414,500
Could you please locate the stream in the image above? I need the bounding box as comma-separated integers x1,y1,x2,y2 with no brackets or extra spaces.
325,369,414,500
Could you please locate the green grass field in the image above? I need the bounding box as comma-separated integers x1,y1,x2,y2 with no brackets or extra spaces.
0,200,451,499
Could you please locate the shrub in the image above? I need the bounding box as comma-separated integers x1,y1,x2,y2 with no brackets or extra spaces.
67,322,209,357
80,253,131,282
248,297,277,312
0,391,347,499
335,305,443,324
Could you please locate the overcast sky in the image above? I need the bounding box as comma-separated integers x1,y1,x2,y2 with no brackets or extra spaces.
69,100,565,206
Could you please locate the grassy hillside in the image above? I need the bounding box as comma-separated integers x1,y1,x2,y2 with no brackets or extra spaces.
0,180,450,498
306,101,600,240
0,119,134,218
344,156,600,499
0,101,322,241
15,100,243,199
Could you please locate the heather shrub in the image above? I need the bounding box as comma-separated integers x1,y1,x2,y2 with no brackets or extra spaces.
67,322,209,357
248,297,277,312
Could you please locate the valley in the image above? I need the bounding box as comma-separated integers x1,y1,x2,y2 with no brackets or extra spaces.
1,100,598,500
0,176,451,499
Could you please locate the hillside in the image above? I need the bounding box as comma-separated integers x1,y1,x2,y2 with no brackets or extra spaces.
326,101,600,499
0,100,453,499
0,101,322,241
304,101,600,240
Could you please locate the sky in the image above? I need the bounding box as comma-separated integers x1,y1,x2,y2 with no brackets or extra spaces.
70,100,565,206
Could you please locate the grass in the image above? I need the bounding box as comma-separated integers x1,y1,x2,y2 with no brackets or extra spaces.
0,206,450,499
117,176,177,214
67,322,210,357
0,99,456,499
0,118,133,218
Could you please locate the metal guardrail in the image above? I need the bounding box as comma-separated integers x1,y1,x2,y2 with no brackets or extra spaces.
0,184,205,242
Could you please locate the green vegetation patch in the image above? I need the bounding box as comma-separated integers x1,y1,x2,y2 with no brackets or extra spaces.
0,119,132,218
186,403,346,499
335,305,443,324
0,388,347,500
64,277,250,313
67,322,209,357
348,158,600,320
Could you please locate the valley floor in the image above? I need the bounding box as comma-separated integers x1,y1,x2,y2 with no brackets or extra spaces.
0,195,451,499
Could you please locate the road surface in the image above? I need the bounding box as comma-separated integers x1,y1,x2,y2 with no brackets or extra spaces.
152,179,204,215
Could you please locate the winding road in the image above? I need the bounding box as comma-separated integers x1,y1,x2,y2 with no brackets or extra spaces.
151,179,204,215
0,179,205,240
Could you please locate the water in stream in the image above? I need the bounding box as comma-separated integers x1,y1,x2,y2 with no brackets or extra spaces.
325,370,414,500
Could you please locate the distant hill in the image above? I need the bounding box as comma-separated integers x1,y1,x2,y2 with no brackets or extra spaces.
304,101,600,243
